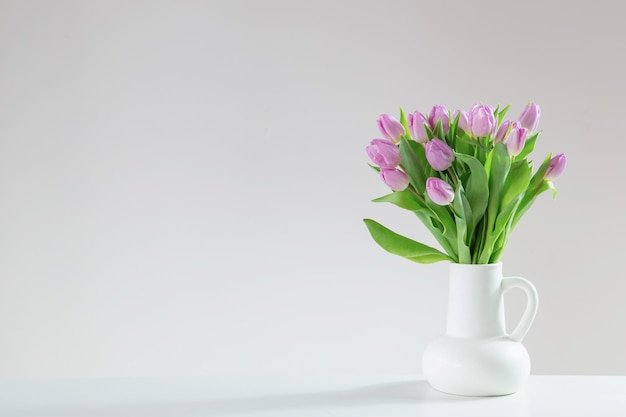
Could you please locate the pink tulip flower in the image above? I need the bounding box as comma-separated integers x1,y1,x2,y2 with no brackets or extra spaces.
380,168,410,191
503,124,528,156
495,120,512,143
545,153,567,180
425,138,455,171
453,110,471,132
366,139,401,168
519,103,541,132
426,177,455,205
469,104,496,138
428,105,450,135
408,111,429,143
377,114,405,144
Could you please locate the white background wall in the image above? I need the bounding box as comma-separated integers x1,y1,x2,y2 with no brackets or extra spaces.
0,0,624,378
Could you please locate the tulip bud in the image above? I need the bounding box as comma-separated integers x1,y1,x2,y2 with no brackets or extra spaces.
425,138,455,171
495,120,512,143
544,153,567,180
469,104,496,138
453,110,471,132
408,111,429,143
366,139,401,168
428,105,449,135
380,168,410,191
377,114,405,144
426,177,455,205
503,124,528,156
519,103,541,132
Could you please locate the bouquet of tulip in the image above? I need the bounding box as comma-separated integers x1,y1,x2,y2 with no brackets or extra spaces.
364,103,566,264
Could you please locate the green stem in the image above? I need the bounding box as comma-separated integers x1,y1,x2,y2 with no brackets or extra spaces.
446,168,459,188
407,185,427,205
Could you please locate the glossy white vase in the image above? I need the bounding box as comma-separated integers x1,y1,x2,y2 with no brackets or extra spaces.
422,262,538,396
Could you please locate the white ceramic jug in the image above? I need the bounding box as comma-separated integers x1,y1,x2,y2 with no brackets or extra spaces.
422,262,538,396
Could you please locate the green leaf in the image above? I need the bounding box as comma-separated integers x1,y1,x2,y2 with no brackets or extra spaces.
455,214,471,264
481,195,523,263
424,124,435,141
515,131,539,161
461,192,473,239
424,199,459,258
408,139,431,172
414,209,458,262
494,195,522,239
454,132,478,157
548,180,557,199
528,153,552,192
449,111,460,149
497,104,511,125
478,143,511,263
399,138,427,194
363,219,453,264
486,143,511,221
511,153,552,228
425,198,457,239
399,107,411,140
368,163,380,173
373,189,424,211
471,217,487,263
511,180,551,230
453,186,471,264
490,245,506,263
434,119,444,140
490,195,524,263
501,159,531,209
455,153,489,228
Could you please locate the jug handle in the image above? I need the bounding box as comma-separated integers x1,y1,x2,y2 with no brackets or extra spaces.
501,276,539,342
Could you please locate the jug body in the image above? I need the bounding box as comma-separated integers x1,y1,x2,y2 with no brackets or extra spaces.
423,263,538,396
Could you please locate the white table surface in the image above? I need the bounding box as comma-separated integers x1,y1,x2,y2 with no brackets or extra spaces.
1,375,625,417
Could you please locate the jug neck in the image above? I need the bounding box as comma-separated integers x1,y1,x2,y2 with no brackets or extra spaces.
446,263,507,338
